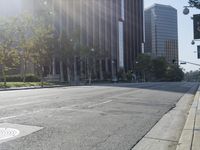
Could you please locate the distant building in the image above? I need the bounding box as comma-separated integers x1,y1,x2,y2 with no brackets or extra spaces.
144,4,178,64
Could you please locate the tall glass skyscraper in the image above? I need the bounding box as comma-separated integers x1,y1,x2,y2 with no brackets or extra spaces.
144,4,178,64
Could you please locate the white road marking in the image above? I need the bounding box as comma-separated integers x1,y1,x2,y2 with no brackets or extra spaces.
87,100,113,108
0,111,41,121
0,101,109,121
0,101,49,109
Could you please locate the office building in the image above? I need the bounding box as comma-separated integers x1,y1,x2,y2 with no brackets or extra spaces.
144,4,178,64
21,0,144,81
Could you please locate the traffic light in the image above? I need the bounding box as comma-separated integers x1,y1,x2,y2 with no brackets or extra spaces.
197,45,200,59
193,14,200,39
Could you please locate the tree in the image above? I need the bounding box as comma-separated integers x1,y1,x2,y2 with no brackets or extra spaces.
189,0,200,9
0,17,20,87
152,57,168,81
31,18,54,87
79,46,95,84
165,65,184,81
16,14,35,82
58,30,74,83
184,70,200,81
135,54,153,81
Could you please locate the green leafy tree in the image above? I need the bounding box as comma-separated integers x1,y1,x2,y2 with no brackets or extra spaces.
189,0,200,9
31,18,54,87
135,54,153,81
0,17,20,87
165,65,184,81
79,45,96,84
69,30,82,84
152,57,168,81
16,14,35,82
58,30,75,83
185,70,200,81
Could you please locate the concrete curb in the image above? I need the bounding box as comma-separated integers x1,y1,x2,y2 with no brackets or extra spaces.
132,85,198,150
0,85,67,91
176,87,200,150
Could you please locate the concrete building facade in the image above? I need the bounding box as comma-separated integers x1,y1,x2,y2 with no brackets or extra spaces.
21,0,144,81
144,4,178,64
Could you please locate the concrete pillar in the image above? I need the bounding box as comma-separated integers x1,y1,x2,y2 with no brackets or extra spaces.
99,59,104,80
93,58,97,79
105,58,109,74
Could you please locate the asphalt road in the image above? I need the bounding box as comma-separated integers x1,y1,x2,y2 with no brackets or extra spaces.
0,82,198,150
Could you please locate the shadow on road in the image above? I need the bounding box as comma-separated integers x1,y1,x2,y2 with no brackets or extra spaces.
93,82,199,94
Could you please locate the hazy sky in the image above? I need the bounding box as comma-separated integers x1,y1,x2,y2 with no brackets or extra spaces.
144,0,200,72
0,0,21,16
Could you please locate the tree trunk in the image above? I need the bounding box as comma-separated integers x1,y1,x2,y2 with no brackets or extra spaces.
41,66,44,88
52,56,56,76
105,58,109,74
80,59,84,81
2,65,6,87
59,60,64,82
67,59,71,85
49,64,52,75
93,58,97,80
73,56,77,84
85,57,87,81
86,58,92,85
23,60,27,83
99,59,103,80
143,71,146,82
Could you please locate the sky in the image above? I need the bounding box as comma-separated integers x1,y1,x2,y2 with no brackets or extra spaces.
144,0,200,72
0,0,21,16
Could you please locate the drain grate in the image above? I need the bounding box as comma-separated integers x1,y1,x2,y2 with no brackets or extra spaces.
0,128,20,140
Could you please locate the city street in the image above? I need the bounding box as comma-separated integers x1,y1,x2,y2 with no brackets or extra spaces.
0,82,198,150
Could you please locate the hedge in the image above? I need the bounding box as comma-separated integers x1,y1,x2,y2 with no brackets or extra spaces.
0,74,40,82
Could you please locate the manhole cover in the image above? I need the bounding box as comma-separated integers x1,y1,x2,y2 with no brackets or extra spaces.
0,128,20,140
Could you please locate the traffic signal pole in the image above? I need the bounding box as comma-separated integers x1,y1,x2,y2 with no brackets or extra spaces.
180,60,200,67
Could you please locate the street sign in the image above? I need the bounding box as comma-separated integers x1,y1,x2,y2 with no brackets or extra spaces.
193,14,200,39
197,45,200,59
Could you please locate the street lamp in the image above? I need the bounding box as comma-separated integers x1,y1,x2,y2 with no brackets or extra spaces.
183,6,190,15
183,0,200,15
183,2,200,45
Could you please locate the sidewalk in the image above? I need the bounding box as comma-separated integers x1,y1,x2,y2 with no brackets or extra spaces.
132,85,199,150
176,87,200,150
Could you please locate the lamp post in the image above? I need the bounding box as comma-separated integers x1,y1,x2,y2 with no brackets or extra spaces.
183,1,200,45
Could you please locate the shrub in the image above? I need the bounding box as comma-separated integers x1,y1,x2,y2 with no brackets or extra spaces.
25,74,40,82
0,74,40,82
